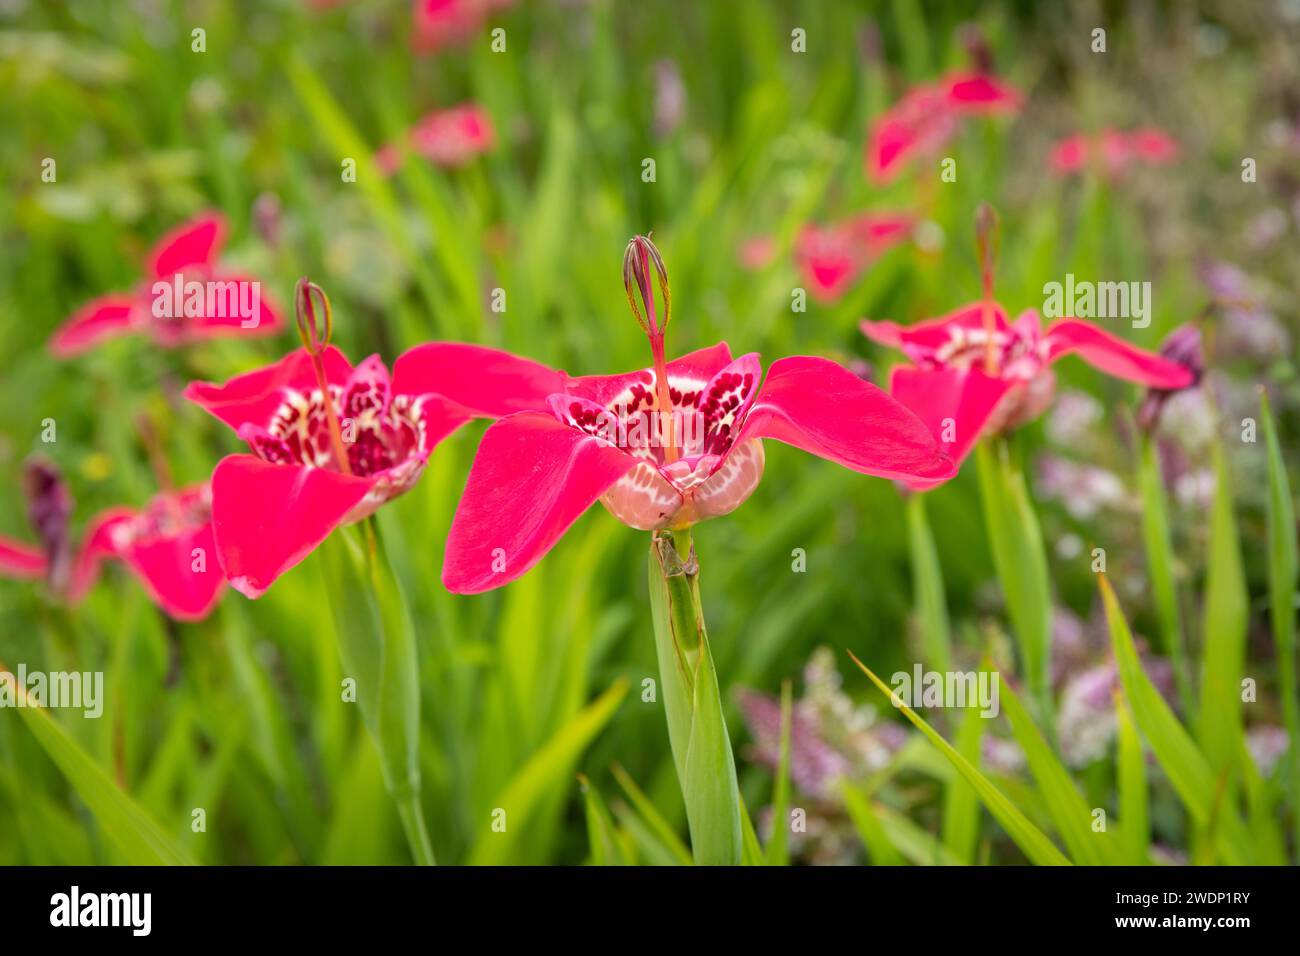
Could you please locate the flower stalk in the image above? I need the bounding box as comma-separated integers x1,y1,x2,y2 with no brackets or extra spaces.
647,526,742,864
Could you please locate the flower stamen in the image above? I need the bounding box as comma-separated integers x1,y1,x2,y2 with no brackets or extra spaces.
295,278,353,475
623,235,679,463
975,203,1001,376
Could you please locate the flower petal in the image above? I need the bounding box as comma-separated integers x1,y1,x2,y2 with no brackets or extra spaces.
120,522,225,621
147,212,227,279
185,346,354,433
735,356,954,483
210,455,376,598
49,295,143,357
184,272,283,337
0,535,46,580
889,366,1014,484
566,343,735,406
861,302,1010,361
1045,320,1195,389
442,412,636,593
943,72,1022,112
67,508,136,602
391,342,566,415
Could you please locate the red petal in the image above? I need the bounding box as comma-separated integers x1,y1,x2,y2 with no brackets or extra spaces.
735,356,954,483
889,366,1013,485
49,295,142,357
120,522,224,621
186,272,284,337
862,302,1010,360
0,535,46,580
67,508,136,602
566,343,735,405
185,346,354,433
442,412,636,593
1045,320,1195,389
391,342,566,415
147,212,227,279
944,72,1022,112
211,455,376,598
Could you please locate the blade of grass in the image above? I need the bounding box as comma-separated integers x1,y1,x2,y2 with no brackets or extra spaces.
765,679,793,866
846,650,1071,865
1114,690,1150,865
842,781,905,865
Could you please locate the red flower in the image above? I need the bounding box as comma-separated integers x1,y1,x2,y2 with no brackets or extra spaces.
1050,127,1179,177
795,212,913,302
0,536,45,580
413,0,513,53
49,213,282,358
441,341,954,593
866,72,1021,184
71,485,224,621
186,283,563,597
861,302,1195,488
375,103,495,174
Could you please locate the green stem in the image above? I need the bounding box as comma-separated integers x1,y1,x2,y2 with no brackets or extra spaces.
320,519,436,865
1136,433,1195,718
906,492,953,675
647,526,742,865
975,439,1054,740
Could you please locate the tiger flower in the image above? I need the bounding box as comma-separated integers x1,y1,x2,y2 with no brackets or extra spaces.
860,301,1196,489
50,212,281,358
442,236,955,594
184,280,562,598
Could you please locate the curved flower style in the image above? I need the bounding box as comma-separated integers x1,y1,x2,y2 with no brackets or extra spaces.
49,213,282,358
413,0,514,53
861,302,1196,488
71,485,224,622
1050,127,1178,178
866,72,1021,184
795,213,913,302
442,341,954,593
186,324,562,598
375,104,495,174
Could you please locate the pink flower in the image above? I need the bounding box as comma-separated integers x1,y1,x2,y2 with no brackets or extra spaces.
0,536,46,580
71,485,224,622
441,340,953,592
866,71,1021,184
861,302,1194,488
186,283,562,598
375,103,495,175
795,213,913,302
413,0,513,53
0,461,222,621
49,213,282,358
1050,127,1179,177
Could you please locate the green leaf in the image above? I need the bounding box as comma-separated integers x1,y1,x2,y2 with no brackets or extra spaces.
765,679,793,866
999,665,1120,865
1099,575,1251,864
842,782,905,865
975,441,1053,727
1198,439,1249,778
609,763,692,865
1114,691,1150,865
847,651,1071,865
579,774,628,866
941,696,984,864
1260,388,1300,845
469,680,628,865
14,700,195,865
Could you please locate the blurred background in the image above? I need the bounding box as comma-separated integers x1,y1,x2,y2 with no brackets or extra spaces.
0,0,1297,865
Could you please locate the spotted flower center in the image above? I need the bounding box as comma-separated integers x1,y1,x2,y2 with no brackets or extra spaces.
932,324,1045,379
247,383,426,477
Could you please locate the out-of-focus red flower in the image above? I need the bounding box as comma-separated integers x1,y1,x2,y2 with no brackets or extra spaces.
413,0,514,54
71,484,224,622
375,104,496,174
795,213,913,302
862,303,1194,489
1050,127,1179,177
49,213,282,358
866,71,1021,184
